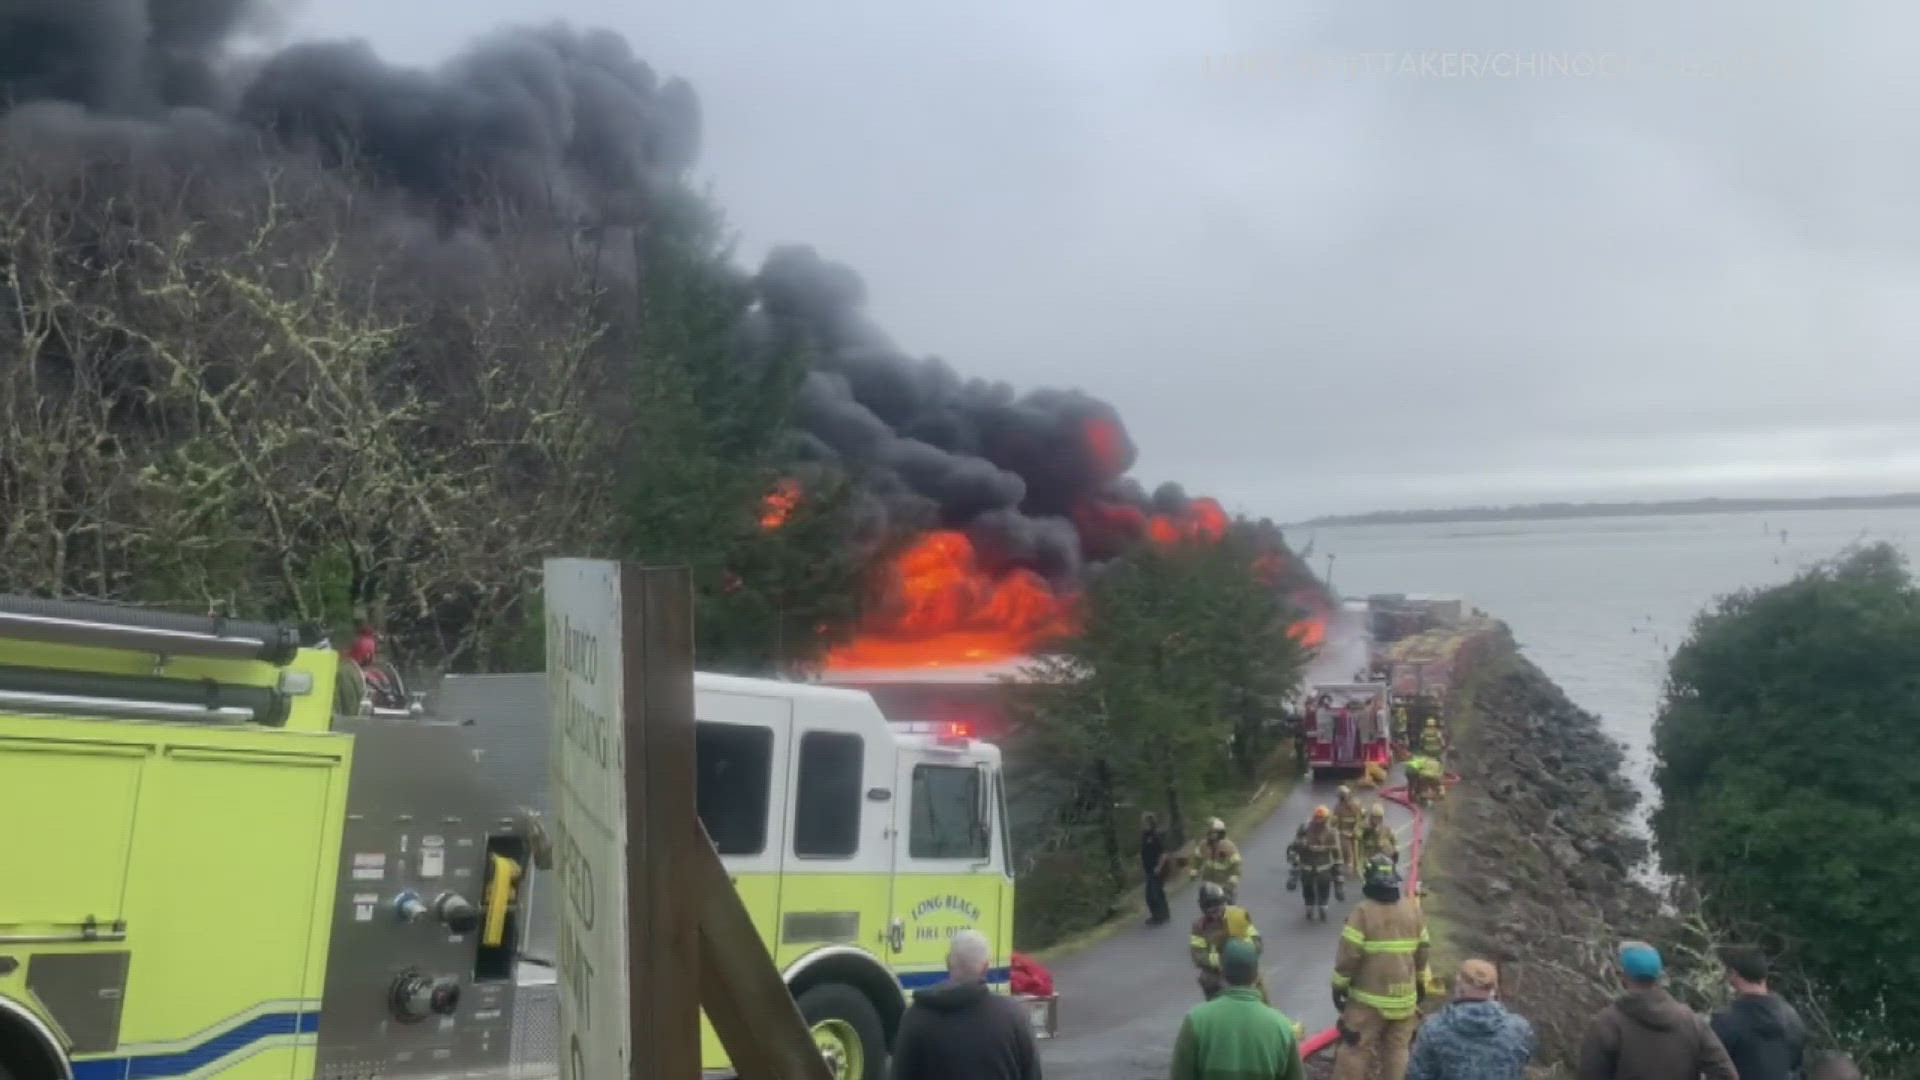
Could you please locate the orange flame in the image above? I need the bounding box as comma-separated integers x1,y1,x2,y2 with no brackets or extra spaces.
1147,497,1228,550
824,530,1076,670
827,494,1326,668
760,479,802,529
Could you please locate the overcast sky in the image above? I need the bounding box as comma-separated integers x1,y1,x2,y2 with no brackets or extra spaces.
289,0,1917,520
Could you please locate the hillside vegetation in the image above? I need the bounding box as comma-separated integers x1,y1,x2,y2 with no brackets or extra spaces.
1655,543,1920,1071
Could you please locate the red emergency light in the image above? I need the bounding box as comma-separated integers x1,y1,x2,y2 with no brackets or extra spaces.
935,721,973,746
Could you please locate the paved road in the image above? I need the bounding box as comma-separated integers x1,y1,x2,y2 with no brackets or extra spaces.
1040,601,1410,1079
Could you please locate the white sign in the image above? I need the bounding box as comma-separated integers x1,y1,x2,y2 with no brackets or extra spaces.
546,559,631,1080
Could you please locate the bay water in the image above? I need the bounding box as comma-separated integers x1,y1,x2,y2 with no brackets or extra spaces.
1306,506,1920,808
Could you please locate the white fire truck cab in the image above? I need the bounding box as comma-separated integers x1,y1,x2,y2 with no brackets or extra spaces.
434,670,1054,1080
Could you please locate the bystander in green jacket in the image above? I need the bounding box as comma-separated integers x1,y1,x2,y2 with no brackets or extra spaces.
1171,940,1305,1080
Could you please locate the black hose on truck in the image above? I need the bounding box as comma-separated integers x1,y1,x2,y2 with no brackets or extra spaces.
0,594,305,664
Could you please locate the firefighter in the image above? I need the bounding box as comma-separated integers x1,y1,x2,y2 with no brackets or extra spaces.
1190,882,1269,1004
1291,710,1312,776
1190,817,1243,902
1414,755,1446,806
1331,854,1432,1080
1358,803,1398,865
343,625,406,711
1332,786,1364,871
1391,705,1410,746
1418,715,1447,761
1286,806,1342,921
1404,754,1431,806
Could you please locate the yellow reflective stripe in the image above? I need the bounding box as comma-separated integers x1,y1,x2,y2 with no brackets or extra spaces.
1189,936,1210,950
1352,987,1418,1011
1331,974,1352,990
1341,926,1366,945
1419,927,1432,944
1357,938,1422,954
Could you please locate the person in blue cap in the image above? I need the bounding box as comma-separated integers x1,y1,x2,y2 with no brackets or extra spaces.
1576,941,1736,1080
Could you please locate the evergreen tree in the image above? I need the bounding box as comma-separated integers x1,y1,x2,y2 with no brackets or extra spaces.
1012,533,1311,884
618,199,872,672
1653,543,1920,1063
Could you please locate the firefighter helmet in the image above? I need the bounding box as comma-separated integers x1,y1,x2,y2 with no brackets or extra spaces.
1198,881,1228,912
1312,805,1330,820
1364,853,1401,890
1207,817,1227,834
1338,785,1353,798
1370,803,1387,819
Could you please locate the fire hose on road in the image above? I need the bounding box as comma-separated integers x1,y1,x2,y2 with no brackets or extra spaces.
1297,772,1459,1060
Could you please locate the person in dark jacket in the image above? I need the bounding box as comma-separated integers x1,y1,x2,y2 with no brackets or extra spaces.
1578,941,1737,1080
1804,1050,1861,1080
1709,947,1807,1080
1406,959,1536,1080
891,929,1042,1080
1142,812,1172,926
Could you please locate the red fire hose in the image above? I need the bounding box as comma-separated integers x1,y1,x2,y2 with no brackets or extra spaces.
1300,1025,1342,1057
1298,774,1458,1060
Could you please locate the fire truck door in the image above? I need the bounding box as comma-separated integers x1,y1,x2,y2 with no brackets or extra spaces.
888,748,1002,995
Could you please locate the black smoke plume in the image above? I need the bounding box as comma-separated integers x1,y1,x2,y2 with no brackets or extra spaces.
0,2,1301,597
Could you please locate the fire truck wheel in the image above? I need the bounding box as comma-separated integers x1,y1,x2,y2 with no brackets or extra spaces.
796,983,885,1080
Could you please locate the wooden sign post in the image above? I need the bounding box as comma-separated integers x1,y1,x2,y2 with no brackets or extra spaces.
546,559,833,1080
547,561,699,1079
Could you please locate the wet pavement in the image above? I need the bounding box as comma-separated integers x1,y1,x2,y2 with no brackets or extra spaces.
1039,601,1415,1079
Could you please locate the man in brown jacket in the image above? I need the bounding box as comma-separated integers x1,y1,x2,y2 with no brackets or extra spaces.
1578,941,1737,1080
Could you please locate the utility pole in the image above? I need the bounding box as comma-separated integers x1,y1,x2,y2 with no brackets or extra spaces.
1325,552,1337,594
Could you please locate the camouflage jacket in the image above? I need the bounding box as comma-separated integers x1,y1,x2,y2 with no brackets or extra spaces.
1406,1000,1536,1080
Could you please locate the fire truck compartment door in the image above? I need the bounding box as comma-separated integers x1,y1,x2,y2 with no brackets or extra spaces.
117,742,343,1057
0,733,149,929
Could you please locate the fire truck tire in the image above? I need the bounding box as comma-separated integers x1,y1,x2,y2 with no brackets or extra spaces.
0,1041,39,1080
796,983,886,1080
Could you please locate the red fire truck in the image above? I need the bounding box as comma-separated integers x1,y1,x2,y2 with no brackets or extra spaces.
1303,681,1393,779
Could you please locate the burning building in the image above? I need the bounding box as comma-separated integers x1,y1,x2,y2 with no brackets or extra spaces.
0,2,1327,671
752,246,1327,670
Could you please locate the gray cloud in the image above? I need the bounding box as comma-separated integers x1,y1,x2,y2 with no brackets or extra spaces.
265,0,1920,517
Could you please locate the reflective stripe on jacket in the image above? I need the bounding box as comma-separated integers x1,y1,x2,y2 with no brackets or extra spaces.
1360,823,1398,861
1192,839,1243,886
1190,907,1262,969
1290,825,1339,871
1331,896,1431,1019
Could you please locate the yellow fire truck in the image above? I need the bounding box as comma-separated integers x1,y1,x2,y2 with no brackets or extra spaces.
0,597,1047,1080
0,596,539,1080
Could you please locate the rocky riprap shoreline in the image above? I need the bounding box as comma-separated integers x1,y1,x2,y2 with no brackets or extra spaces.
1424,622,1682,1068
